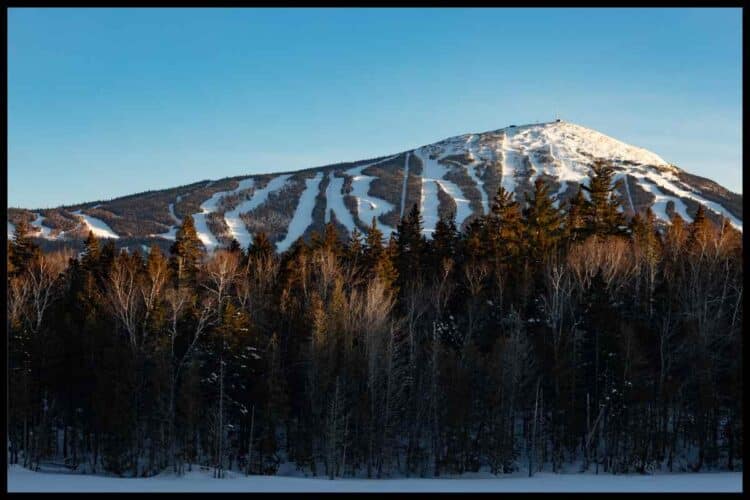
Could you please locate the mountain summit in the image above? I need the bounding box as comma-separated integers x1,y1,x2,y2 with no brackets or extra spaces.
7,120,742,252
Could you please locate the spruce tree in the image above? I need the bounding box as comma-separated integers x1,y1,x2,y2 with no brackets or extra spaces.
395,204,426,285
431,212,458,273
486,186,526,264
10,220,40,276
582,161,625,236
564,186,587,244
524,178,563,264
170,215,204,288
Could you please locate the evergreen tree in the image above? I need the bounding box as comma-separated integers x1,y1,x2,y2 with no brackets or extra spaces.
486,186,526,265
581,161,625,236
564,186,587,244
686,205,714,256
395,204,426,287
169,215,204,287
228,238,242,254
431,212,458,269
10,220,40,276
524,178,563,264
346,227,364,267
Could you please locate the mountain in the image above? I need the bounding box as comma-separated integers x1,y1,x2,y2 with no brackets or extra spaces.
7,120,743,253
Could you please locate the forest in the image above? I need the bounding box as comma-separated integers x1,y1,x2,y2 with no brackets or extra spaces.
6,161,743,479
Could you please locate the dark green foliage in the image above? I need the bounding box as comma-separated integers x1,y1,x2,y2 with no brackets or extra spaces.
169,215,204,288
581,160,626,237
6,162,742,478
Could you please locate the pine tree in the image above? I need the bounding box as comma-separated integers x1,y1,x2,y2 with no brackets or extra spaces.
81,231,101,272
582,161,625,237
564,186,587,244
431,212,458,269
486,186,526,264
10,220,40,276
346,227,364,266
524,178,563,264
686,205,714,256
228,238,242,254
170,215,204,288
395,204,426,286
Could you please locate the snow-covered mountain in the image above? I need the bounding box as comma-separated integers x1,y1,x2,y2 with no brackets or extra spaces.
7,120,742,252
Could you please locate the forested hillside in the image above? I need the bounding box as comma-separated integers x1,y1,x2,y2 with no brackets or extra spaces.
7,161,742,479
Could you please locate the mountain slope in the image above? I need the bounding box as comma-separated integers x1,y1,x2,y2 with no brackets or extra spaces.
7,120,743,252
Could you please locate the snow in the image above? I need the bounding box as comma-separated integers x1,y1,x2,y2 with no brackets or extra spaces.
615,173,636,214
154,195,184,240
632,176,692,223
413,146,473,236
425,121,740,231
31,213,54,238
464,136,490,215
71,210,119,239
325,172,357,232
191,178,255,251
6,466,742,493
631,168,742,230
276,173,324,252
345,156,399,237
222,174,291,249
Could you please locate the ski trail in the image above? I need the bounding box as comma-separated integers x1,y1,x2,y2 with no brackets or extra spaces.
464,135,489,215
346,155,399,236
277,173,324,252
72,210,119,239
633,177,692,223
325,172,357,232
224,174,291,249
500,132,519,196
31,213,53,238
414,147,472,237
193,178,255,251
155,194,184,240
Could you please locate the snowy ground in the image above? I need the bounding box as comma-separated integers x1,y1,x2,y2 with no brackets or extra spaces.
71,210,119,239
6,465,742,492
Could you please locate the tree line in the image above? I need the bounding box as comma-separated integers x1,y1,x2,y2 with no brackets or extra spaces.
7,161,743,478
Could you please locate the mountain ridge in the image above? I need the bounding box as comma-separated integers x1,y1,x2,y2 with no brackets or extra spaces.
7,120,743,253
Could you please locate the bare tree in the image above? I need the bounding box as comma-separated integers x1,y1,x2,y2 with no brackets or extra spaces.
105,254,145,351
164,288,214,474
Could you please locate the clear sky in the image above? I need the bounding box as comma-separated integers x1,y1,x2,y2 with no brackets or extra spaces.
8,8,742,208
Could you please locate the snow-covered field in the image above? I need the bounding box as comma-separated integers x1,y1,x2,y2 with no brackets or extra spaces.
6,465,742,493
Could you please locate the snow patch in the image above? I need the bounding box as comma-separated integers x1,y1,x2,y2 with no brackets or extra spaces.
413,147,473,236
276,173,324,252
346,156,399,237
31,213,54,238
325,172,356,232
225,175,291,249
71,210,119,239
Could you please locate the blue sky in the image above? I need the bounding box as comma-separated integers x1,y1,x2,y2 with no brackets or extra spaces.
8,8,742,208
